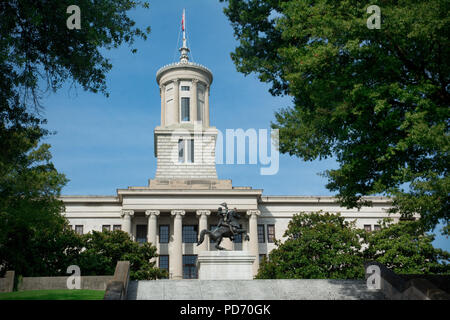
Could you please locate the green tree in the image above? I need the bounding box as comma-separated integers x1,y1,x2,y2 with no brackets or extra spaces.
365,219,450,274
25,226,84,277
221,0,449,234
256,212,365,279
0,114,69,276
78,230,167,280
1,0,150,108
1,0,151,276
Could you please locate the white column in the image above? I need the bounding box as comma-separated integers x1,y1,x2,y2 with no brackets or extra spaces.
204,85,210,127
160,84,166,126
191,79,198,123
246,209,260,276
121,210,134,239
196,210,211,252
173,79,180,124
145,210,160,246
171,209,185,280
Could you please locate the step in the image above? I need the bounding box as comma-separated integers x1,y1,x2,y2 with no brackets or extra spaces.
127,279,386,300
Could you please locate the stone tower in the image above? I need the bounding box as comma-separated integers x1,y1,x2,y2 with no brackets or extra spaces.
149,13,230,189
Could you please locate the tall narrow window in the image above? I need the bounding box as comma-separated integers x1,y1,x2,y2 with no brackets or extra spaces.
75,225,84,235
159,255,169,279
178,139,184,163
136,225,147,244
257,224,265,243
183,255,198,279
159,225,170,243
197,87,204,121
186,139,194,163
181,97,190,121
267,224,275,243
182,225,198,243
178,139,194,163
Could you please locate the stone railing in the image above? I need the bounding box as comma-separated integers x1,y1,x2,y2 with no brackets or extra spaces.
18,275,113,291
364,261,450,300
1,261,130,295
103,261,131,300
0,271,15,293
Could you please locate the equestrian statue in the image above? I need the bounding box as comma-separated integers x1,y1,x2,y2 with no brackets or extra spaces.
197,202,250,250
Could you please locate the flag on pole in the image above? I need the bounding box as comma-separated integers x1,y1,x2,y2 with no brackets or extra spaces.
181,10,185,31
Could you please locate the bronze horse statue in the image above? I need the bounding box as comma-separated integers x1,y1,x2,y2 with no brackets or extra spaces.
197,204,250,250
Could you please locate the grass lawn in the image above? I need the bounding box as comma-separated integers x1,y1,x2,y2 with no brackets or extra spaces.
0,289,105,300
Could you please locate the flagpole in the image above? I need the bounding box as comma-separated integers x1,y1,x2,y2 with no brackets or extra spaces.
179,9,190,63
182,8,186,48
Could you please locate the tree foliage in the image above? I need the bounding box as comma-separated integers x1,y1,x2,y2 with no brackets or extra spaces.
2,227,166,280
0,0,152,277
256,212,366,279
221,0,449,234
78,230,167,280
1,0,150,109
0,107,69,276
257,212,449,279
365,219,450,274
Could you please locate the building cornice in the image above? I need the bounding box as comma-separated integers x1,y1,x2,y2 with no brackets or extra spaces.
259,195,392,204
59,195,120,203
156,62,213,84
116,188,264,197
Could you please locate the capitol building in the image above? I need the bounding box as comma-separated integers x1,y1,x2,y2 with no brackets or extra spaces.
61,28,397,280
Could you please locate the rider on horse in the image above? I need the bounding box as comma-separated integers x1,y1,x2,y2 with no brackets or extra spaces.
197,202,249,250
218,202,243,240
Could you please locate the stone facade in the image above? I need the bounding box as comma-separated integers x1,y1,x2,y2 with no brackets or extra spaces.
154,126,218,179
61,34,400,280
197,251,255,280
62,193,397,279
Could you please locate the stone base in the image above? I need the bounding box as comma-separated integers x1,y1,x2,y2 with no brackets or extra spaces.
197,251,255,280
148,179,233,190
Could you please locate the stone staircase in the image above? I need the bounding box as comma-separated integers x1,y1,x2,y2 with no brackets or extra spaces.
127,279,386,300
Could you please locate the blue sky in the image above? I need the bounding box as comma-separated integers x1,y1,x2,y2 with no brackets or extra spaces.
41,1,448,250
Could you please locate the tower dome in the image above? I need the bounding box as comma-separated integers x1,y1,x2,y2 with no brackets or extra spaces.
151,10,220,184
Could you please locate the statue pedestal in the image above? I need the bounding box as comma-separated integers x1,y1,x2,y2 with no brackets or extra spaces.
197,251,256,280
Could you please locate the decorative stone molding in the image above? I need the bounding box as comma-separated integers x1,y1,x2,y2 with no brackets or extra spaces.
121,210,134,218
246,209,261,217
145,210,160,217
196,210,211,217
156,62,213,83
171,210,186,217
